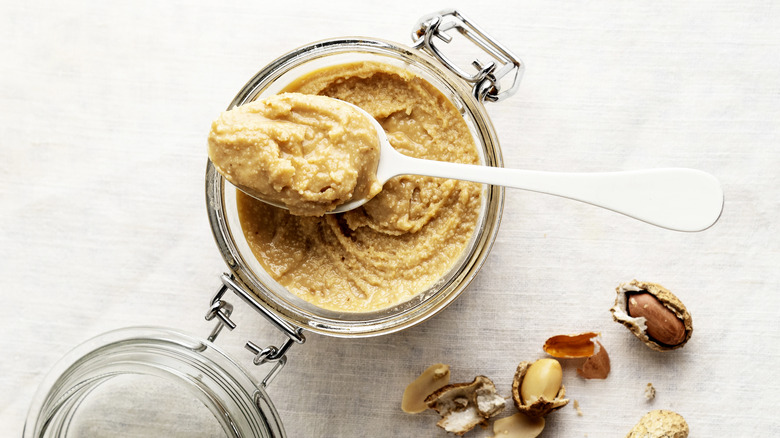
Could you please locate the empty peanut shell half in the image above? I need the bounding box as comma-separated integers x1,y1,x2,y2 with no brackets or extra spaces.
611,280,693,351
425,375,505,435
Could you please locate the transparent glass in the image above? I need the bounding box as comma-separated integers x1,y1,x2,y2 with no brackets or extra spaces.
206,38,505,337
24,327,284,438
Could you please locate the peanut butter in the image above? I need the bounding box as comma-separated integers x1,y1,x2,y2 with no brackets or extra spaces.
208,93,381,216
236,61,482,312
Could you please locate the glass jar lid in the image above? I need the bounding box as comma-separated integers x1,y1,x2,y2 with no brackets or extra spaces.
24,327,285,438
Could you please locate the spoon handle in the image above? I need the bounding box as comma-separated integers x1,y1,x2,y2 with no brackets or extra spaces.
391,157,723,232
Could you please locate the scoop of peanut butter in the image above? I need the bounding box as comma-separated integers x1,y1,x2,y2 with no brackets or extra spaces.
208,93,382,216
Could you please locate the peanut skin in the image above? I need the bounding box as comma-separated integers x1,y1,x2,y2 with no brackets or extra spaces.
627,293,686,346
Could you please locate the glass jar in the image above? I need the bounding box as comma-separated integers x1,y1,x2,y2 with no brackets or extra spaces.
25,10,523,437
23,327,284,438
206,10,523,338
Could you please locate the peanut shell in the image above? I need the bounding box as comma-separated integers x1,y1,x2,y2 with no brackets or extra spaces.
425,375,505,435
511,361,568,418
610,280,693,351
626,409,689,438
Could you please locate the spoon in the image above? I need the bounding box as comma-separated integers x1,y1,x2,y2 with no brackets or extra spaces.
329,102,724,232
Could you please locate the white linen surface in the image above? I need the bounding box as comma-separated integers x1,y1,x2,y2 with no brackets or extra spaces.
1,1,778,436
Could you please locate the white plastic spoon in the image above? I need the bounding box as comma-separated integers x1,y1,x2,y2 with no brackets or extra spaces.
330,102,724,232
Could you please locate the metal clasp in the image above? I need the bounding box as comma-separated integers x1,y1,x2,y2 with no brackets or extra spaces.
205,274,305,387
411,9,524,102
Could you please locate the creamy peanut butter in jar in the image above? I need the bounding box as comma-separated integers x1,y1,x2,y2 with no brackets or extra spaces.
235,62,483,312
206,25,519,335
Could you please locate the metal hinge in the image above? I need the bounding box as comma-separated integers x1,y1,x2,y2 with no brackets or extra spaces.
205,274,305,387
411,9,524,102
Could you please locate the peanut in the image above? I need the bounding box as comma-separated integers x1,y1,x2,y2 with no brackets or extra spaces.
520,359,562,404
627,293,686,346
492,413,545,438
401,363,450,413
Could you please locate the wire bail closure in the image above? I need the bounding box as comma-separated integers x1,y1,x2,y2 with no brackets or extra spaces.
205,274,305,387
411,9,524,102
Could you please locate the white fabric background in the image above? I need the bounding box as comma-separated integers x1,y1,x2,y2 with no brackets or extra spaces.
2,1,778,436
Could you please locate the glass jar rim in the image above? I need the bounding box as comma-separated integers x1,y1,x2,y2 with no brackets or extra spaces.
24,326,284,438
205,37,505,338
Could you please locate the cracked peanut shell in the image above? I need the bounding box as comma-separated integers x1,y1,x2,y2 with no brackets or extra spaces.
511,361,569,418
610,280,693,351
425,375,505,435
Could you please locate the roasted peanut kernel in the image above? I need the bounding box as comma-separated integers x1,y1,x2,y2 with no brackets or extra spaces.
512,361,569,418
401,363,450,413
520,359,562,404
611,280,693,351
491,413,545,438
627,293,686,346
